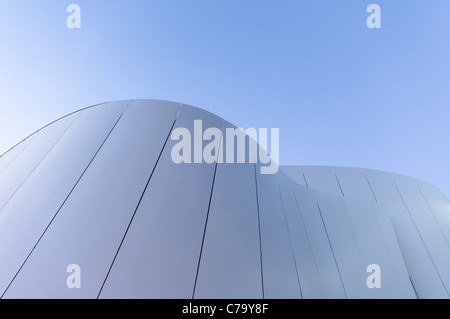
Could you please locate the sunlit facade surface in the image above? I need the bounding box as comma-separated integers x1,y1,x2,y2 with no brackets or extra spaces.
0,100,449,299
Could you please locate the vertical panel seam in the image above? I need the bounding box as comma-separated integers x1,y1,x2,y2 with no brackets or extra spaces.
316,203,348,298
302,172,309,188
278,186,304,299
293,190,337,298
254,164,265,299
365,176,378,202
0,101,117,159
0,113,80,214
97,105,183,298
393,180,450,298
409,276,420,299
335,174,345,197
417,184,450,251
1,107,127,299
192,121,224,299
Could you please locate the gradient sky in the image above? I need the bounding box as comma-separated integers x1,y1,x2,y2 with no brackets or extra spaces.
1,1,450,197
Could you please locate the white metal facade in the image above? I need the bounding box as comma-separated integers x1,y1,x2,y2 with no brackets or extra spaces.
0,100,448,299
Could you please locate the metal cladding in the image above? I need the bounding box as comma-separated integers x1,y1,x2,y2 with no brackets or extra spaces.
0,100,449,299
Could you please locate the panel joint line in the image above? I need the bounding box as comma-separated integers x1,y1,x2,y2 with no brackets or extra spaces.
97,111,181,299
1,110,126,299
254,164,265,299
192,122,224,299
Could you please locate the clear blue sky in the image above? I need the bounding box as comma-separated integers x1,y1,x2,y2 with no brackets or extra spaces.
1,1,450,197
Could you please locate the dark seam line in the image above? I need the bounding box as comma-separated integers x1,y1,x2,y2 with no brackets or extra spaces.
1,111,125,299
365,176,378,202
393,180,450,297
316,203,348,298
409,276,420,299
335,174,345,197
0,113,80,214
417,185,450,250
0,101,124,159
278,187,303,299
192,122,224,299
302,173,309,188
254,164,265,299
293,190,326,298
0,100,176,159
97,106,183,299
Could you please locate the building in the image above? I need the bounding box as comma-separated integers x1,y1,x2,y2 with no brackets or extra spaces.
0,99,449,299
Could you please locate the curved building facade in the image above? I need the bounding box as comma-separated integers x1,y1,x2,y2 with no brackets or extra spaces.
0,100,449,299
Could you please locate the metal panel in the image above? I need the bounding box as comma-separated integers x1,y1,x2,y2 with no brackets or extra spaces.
277,176,325,298
3,100,180,298
341,197,415,298
0,135,35,176
256,171,302,299
313,192,413,298
280,166,307,187
334,166,376,202
0,102,128,297
365,169,449,298
1,99,450,299
99,104,224,299
418,181,450,250
370,203,418,298
194,122,262,299
301,166,343,196
292,185,347,298
315,192,368,298
0,114,77,210
394,174,450,295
